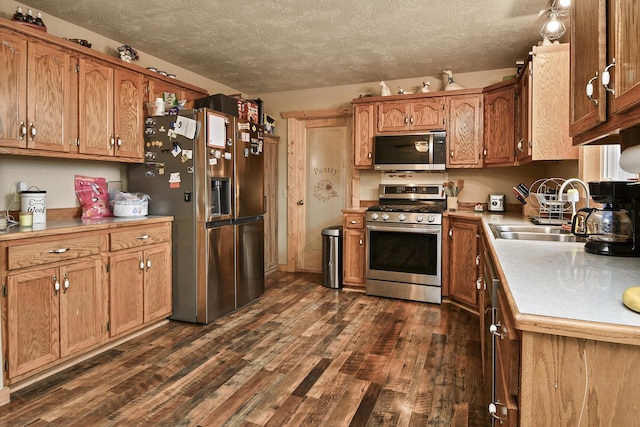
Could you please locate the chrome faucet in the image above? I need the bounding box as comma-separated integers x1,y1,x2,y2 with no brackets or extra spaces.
558,178,591,208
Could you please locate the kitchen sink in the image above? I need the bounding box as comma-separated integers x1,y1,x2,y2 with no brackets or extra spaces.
489,224,587,243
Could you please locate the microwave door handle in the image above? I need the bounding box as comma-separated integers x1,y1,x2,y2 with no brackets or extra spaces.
429,134,434,165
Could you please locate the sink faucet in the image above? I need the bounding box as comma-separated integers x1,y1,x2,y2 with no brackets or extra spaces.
558,178,591,208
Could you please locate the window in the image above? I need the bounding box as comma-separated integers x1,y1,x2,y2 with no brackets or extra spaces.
603,144,636,180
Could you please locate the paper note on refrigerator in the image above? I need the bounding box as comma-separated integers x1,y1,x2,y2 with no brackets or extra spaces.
207,114,226,148
175,116,197,139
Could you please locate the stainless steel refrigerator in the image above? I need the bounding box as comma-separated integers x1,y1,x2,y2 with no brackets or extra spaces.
128,109,264,324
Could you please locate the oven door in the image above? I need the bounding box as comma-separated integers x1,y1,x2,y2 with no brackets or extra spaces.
366,223,442,287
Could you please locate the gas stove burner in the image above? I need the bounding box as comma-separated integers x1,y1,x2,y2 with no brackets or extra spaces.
368,204,445,214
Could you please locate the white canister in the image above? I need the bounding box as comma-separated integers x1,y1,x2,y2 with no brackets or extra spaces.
21,190,46,223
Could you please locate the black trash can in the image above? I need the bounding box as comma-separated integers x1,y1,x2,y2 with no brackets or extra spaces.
321,225,343,288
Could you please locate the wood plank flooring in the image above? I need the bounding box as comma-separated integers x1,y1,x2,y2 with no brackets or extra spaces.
0,272,489,427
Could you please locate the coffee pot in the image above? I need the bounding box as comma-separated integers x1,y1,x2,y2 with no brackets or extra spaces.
572,205,634,251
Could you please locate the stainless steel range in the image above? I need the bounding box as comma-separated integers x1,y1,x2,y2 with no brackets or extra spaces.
366,184,445,304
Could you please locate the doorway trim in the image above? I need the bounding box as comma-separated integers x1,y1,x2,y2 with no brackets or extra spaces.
281,107,353,273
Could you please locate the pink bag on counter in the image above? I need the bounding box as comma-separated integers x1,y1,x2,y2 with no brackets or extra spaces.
74,175,112,218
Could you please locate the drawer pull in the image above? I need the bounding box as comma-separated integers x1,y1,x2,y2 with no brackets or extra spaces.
489,323,504,339
136,235,151,240
146,257,152,271
53,275,60,295
139,257,145,271
48,248,70,254
350,220,360,225
63,273,70,293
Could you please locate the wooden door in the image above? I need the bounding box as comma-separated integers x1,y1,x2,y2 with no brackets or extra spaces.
483,84,515,165
59,259,103,357
7,267,60,379
0,28,27,148
27,41,74,152
608,0,640,114
114,67,144,159
570,0,607,135
78,58,114,156
446,95,483,168
411,98,446,130
353,103,374,168
109,250,144,336
448,219,479,308
377,101,410,132
143,245,172,323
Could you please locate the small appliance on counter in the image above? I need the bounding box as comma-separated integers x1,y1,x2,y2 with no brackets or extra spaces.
488,194,505,212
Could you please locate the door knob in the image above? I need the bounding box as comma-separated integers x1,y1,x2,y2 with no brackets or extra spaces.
297,200,304,205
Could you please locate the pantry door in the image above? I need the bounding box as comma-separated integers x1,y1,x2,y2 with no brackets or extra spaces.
283,108,352,273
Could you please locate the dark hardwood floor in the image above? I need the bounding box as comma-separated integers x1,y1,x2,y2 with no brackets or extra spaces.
0,272,489,427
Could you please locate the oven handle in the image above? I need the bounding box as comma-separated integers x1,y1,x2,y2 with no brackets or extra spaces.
366,224,442,234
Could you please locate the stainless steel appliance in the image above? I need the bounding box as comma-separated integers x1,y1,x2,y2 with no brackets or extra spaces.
128,109,265,324
373,132,446,171
571,180,640,256
365,184,445,303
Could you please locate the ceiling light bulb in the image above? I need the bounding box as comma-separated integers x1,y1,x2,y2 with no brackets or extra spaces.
546,16,561,32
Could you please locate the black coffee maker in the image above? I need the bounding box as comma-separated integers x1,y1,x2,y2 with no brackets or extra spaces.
572,181,640,256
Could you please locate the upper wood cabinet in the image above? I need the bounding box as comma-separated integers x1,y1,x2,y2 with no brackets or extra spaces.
353,103,375,168
377,97,445,133
515,61,532,163
146,76,207,107
570,0,640,143
0,28,76,153
483,81,516,166
446,93,483,168
78,58,144,160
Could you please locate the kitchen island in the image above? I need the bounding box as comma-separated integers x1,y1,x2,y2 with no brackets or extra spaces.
451,211,640,426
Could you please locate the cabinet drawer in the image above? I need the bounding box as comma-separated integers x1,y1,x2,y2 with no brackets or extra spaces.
109,223,171,251
497,287,520,397
7,235,103,271
344,214,365,229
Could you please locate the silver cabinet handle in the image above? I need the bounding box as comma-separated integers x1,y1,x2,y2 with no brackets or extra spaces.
602,58,616,94
110,135,115,147
19,121,27,140
48,248,70,254
53,275,60,295
139,256,144,271
586,72,599,106
136,235,150,240
116,136,122,148
489,323,504,339
29,122,36,141
63,273,69,293
488,403,503,422
146,257,151,271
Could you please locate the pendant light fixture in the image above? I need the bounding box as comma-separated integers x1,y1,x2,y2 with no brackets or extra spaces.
540,0,570,42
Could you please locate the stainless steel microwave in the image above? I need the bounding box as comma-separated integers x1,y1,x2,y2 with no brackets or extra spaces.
373,132,446,171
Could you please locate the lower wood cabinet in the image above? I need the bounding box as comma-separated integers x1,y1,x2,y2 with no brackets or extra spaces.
0,218,172,387
447,216,481,308
6,258,103,381
342,210,366,287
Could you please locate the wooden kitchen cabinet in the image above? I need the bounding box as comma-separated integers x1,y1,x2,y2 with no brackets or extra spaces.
483,80,516,166
342,210,366,287
446,92,484,168
377,97,445,133
264,134,279,274
108,223,172,337
4,232,105,382
78,58,144,160
570,0,640,143
515,61,532,163
353,103,375,168
146,76,207,108
447,217,480,308
0,28,75,152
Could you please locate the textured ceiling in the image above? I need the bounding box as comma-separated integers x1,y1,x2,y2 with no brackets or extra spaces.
20,0,555,94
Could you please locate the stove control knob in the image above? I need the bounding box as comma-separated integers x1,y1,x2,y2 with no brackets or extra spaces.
427,215,435,223
381,213,390,221
416,215,424,223
398,214,407,221
371,212,379,220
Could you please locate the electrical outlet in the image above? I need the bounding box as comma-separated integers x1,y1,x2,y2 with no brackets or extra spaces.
12,182,27,203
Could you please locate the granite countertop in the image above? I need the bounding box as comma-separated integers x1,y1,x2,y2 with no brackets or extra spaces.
449,211,640,343
0,215,173,242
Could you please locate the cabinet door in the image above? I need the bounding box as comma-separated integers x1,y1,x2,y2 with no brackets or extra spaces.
59,259,103,357
608,0,640,114
27,41,75,152
446,95,483,168
0,28,27,148
516,62,532,163
570,0,607,135
343,228,365,286
109,250,144,337
353,103,374,167
449,219,479,308
411,98,445,130
7,267,60,378
182,88,207,110
143,245,172,323
78,58,114,156
377,101,410,132
147,77,181,104
483,84,515,165
114,67,144,159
